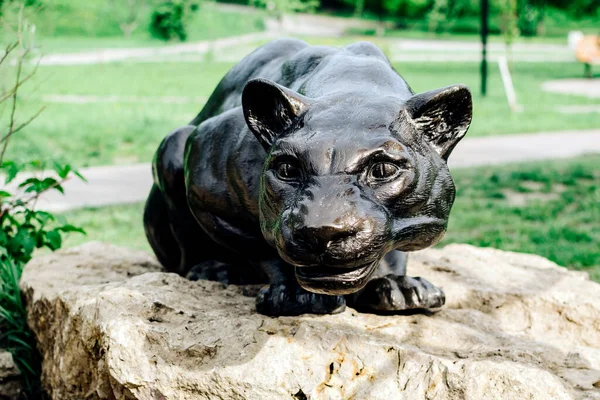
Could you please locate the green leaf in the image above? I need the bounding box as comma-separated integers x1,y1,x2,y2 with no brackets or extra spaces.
41,177,60,192
6,227,36,262
23,209,35,223
35,229,46,247
27,160,44,170
73,170,87,182
56,224,85,234
12,199,25,207
45,229,62,251
21,177,60,194
0,190,12,198
53,162,71,180
18,177,41,189
1,161,22,184
32,211,54,225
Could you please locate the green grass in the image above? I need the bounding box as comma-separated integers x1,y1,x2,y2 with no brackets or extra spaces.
3,54,598,167
59,155,600,282
440,155,600,281
61,202,150,252
2,1,266,53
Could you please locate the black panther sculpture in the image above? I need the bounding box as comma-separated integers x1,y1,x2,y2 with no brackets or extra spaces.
144,38,472,316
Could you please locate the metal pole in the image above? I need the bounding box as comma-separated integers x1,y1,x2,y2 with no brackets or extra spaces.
481,0,489,96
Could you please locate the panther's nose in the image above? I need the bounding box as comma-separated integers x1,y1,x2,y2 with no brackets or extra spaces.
295,224,358,253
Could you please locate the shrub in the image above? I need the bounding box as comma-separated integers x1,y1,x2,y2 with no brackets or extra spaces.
150,0,190,41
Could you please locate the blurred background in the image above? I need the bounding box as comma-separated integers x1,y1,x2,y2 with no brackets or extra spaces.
0,1,598,393
0,0,598,279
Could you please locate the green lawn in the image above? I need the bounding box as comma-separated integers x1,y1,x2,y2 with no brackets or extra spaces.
440,155,600,281
3,55,598,167
2,2,266,53
61,202,150,252
60,155,600,282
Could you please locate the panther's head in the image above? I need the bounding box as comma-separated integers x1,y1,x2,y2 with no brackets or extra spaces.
242,78,472,295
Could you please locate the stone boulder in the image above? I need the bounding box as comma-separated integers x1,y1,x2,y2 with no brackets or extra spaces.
20,242,600,399
0,351,22,400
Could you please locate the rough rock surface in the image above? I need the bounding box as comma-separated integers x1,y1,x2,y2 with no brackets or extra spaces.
0,351,22,400
20,242,600,400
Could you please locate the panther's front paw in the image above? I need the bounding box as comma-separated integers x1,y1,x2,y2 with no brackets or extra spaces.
256,283,346,316
350,274,445,312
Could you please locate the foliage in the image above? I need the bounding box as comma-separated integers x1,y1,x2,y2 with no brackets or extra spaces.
150,0,194,41
334,0,597,37
0,162,86,264
251,0,320,18
0,5,85,397
382,0,429,18
0,257,41,396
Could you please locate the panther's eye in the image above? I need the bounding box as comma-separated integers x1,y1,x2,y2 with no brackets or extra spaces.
369,162,400,181
275,162,302,181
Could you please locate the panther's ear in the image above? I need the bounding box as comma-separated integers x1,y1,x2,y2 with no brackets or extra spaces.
242,78,311,151
405,84,472,160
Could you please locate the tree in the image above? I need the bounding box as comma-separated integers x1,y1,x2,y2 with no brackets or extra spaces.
150,0,201,41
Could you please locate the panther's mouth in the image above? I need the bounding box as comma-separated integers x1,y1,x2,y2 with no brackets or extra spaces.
295,260,379,295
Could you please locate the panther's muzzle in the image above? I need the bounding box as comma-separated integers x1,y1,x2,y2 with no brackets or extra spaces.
295,259,379,295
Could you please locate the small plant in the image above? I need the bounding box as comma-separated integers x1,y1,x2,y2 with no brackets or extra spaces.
0,256,40,396
0,162,86,263
150,0,190,41
0,3,86,397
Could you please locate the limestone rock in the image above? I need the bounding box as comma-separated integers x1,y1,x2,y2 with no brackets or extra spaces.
20,241,600,399
0,351,22,400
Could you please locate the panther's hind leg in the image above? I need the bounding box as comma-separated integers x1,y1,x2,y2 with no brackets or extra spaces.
146,125,267,285
144,126,218,276
144,184,182,270
346,251,445,313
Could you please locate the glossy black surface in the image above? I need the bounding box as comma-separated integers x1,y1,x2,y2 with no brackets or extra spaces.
144,38,472,316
